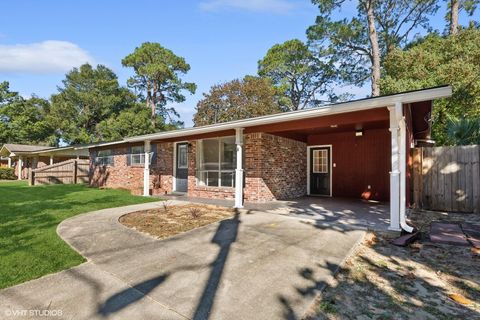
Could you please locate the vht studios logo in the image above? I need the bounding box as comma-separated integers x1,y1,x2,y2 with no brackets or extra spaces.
4,309,63,317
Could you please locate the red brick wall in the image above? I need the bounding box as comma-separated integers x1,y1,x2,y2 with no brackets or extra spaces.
89,142,174,195
151,142,174,195
90,147,144,194
307,128,390,201
244,133,307,201
89,134,307,202
185,133,306,201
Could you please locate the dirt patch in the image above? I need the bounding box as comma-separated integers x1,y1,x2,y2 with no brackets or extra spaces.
307,210,480,319
119,204,235,239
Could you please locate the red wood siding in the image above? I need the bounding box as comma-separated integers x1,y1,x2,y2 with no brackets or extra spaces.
307,128,391,201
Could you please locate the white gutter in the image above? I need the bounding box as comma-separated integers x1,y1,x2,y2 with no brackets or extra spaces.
123,86,452,143
74,140,129,150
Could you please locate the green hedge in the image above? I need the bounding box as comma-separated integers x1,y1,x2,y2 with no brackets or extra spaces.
0,167,16,180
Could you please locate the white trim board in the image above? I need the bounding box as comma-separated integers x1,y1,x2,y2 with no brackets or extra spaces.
307,145,333,197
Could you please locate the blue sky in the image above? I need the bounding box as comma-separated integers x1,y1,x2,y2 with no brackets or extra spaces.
0,0,469,127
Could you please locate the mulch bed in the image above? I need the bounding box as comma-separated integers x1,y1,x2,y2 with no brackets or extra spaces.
119,204,235,239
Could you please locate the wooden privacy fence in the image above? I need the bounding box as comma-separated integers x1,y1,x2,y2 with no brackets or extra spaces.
412,145,480,213
29,159,89,186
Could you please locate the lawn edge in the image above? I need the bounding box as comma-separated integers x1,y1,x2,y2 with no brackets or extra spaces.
303,229,367,318
56,200,167,260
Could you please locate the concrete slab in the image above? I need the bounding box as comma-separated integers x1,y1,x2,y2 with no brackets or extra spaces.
0,263,185,320
430,222,470,246
0,200,365,320
161,195,391,231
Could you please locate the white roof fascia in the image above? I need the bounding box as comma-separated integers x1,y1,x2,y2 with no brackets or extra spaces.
79,86,452,148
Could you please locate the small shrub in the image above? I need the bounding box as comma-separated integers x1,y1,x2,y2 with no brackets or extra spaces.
189,207,203,219
162,202,169,213
0,167,16,180
317,300,337,314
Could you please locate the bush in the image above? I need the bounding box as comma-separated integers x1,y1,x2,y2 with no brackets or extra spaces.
0,167,16,180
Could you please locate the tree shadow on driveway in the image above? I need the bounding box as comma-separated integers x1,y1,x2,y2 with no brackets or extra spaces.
97,273,169,316
192,209,241,320
96,209,242,319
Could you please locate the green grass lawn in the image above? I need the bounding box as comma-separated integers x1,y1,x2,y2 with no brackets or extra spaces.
0,181,158,289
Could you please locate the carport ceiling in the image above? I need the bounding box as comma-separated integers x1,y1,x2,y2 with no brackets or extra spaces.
245,108,390,142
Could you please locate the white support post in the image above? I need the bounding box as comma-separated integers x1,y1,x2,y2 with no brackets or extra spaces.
234,128,244,208
388,106,401,231
17,156,23,180
33,156,38,169
7,157,11,168
50,156,54,165
143,140,151,197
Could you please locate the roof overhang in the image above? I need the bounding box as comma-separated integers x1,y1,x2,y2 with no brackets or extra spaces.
0,145,89,157
78,85,452,149
0,146,13,157
29,146,89,157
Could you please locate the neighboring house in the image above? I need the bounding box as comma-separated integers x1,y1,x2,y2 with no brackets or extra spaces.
79,86,452,232
0,144,89,180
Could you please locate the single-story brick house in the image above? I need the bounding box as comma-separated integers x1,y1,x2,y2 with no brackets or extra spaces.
0,144,89,180
80,86,452,232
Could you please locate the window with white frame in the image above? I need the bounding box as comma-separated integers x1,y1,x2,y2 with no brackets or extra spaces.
196,137,236,187
313,149,328,173
96,149,114,166
130,146,145,165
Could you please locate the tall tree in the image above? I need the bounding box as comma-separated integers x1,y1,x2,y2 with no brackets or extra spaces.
194,76,281,126
365,0,381,96
0,81,20,107
0,93,56,146
258,39,336,111
50,64,136,144
96,103,177,141
447,0,479,35
381,28,480,145
307,0,438,96
122,42,196,126
450,0,461,34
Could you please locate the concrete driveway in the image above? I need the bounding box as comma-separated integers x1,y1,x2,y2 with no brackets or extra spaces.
0,201,365,320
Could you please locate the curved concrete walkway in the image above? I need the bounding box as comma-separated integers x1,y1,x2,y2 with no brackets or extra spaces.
0,200,365,320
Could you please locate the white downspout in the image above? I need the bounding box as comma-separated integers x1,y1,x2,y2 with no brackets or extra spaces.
50,156,54,165
234,128,244,208
398,111,414,233
388,106,401,231
388,102,414,233
143,140,151,197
